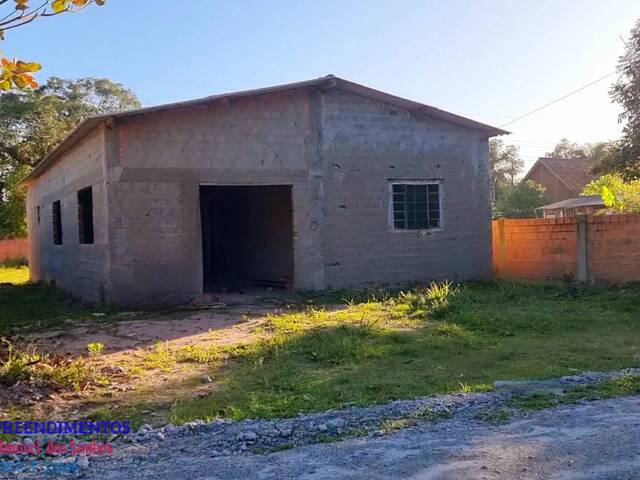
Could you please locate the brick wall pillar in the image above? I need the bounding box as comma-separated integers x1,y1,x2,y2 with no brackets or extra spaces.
576,216,588,282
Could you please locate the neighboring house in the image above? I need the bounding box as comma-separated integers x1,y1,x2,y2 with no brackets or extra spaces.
522,156,597,204
538,195,605,219
22,75,507,307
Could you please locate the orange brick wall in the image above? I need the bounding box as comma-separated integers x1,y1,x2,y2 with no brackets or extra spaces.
0,238,28,263
492,215,640,283
587,214,640,283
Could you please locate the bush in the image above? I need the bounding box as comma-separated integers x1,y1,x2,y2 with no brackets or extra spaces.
396,281,457,319
0,256,28,268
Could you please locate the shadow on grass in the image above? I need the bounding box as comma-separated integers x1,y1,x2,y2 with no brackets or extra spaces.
168,282,640,423
0,282,98,334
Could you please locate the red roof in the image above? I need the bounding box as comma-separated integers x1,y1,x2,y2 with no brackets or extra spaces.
524,156,597,195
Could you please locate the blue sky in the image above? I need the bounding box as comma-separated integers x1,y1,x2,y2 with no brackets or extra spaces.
4,0,640,170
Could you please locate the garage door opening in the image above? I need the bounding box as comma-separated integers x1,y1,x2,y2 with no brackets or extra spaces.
199,185,294,293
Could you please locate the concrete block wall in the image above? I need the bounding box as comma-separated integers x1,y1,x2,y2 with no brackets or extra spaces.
104,89,325,305
26,127,109,302
27,86,496,306
320,89,493,288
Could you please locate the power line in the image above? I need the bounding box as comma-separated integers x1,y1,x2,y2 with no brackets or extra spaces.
500,71,617,128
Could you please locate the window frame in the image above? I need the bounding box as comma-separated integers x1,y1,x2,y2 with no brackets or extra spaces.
77,186,94,245
388,180,443,233
52,200,62,245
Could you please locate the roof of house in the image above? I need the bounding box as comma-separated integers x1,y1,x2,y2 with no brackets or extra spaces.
23,74,509,184
538,195,604,211
523,156,597,194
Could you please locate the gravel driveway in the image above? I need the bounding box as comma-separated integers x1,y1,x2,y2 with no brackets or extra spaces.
78,394,640,480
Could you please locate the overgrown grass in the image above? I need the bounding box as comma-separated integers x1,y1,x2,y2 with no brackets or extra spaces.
0,339,107,391
0,267,97,334
0,266,29,284
169,281,640,423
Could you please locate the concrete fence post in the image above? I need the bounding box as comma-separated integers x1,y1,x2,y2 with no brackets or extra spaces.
576,216,588,282
497,218,506,277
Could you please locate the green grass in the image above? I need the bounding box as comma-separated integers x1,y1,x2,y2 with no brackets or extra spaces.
0,266,29,284
0,267,96,334
509,375,640,411
169,281,640,423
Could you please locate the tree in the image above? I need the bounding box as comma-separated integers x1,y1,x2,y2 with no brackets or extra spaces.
494,180,547,218
0,0,105,90
0,77,139,238
582,174,640,213
547,138,586,159
604,18,640,180
489,139,524,202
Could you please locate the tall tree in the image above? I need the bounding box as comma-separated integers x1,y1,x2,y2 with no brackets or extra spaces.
494,181,547,219
0,0,105,90
490,139,524,202
605,18,640,180
0,77,140,238
547,138,586,159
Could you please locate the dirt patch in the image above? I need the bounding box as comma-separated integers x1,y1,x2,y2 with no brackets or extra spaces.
26,311,258,358
2,292,295,424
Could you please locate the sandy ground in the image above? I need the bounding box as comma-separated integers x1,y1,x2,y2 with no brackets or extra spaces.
77,395,640,480
23,289,292,359
4,289,293,421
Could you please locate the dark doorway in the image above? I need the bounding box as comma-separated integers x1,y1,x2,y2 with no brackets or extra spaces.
199,185,294,292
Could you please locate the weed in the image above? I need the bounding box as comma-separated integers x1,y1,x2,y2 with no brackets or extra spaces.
509,375,640,412
0,339,105,390
143,342,177,372
87,342,105,357
475,408,511,425
176,344,221,364
313,427,368,444
508,391,558,411
395,281,456,319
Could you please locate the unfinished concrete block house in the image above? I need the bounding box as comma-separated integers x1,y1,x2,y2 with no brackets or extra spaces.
23,75,506,306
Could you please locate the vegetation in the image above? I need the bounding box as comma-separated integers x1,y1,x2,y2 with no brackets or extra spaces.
508,375,640,411
0,267,95,333
490,139,524,202
169,281,640,422
583,174,640,213
0,338,105,391
1,273,639,427
603,18,640,180
0,265,28,284
0,77,140,238
494,180,547,218
86,342,105,357
0,0,105,91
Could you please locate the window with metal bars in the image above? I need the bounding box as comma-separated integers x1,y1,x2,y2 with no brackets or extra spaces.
391,183,441,230
77,187,94,244
52,200,62,245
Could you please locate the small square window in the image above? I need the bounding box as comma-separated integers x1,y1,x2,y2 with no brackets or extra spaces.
52,201,62,245
77,187,94,244
391,183,441,230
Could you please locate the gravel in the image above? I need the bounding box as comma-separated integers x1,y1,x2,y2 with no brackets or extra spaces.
6,367,640,479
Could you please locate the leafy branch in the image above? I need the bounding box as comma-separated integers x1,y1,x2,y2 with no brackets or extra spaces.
0,0,105,90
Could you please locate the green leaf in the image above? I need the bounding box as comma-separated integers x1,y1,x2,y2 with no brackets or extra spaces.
601,185,616,208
